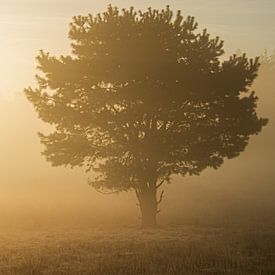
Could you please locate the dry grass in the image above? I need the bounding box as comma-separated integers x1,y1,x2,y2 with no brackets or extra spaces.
0,225,274,274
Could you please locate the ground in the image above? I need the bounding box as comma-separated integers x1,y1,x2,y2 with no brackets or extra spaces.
0,225,274,274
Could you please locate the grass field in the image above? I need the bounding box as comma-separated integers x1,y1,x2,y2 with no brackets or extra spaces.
0,225,274,274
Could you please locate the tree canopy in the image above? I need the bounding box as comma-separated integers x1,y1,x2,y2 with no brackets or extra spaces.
25,6,267,227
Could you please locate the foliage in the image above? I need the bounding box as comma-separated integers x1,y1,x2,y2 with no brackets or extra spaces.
25,6,267,195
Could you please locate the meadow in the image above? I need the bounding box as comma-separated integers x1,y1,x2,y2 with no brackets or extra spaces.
0,224,274,274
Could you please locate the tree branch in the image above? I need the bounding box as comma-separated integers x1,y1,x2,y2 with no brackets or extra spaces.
96,189,119,195
135,189,141,200
157,190,164,205
156,179,165,189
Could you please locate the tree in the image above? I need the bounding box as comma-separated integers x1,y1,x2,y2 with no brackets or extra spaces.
25,6,267,227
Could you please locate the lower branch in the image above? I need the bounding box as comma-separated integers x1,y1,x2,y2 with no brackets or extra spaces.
156,179,165,189
96,189,119,195
157,190,164,205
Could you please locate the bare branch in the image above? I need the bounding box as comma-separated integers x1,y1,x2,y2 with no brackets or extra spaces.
96,189,119,195
156,179,165,189
157,190,164,205
135,189,142,201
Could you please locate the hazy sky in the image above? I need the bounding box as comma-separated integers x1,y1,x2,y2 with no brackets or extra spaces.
1,0,275,100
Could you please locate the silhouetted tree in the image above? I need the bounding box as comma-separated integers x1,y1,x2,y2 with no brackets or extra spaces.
25,6,267,227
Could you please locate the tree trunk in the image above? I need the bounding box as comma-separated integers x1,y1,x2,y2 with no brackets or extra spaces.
137,188,158,228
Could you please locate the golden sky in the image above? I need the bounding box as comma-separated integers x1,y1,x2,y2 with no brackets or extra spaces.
0,0,275,100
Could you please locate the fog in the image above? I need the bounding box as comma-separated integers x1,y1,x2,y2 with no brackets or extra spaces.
0,1,275,230
0,59,274,229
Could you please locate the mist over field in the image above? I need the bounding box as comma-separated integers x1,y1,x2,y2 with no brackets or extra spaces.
0,62,274,229
0,2,275,274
